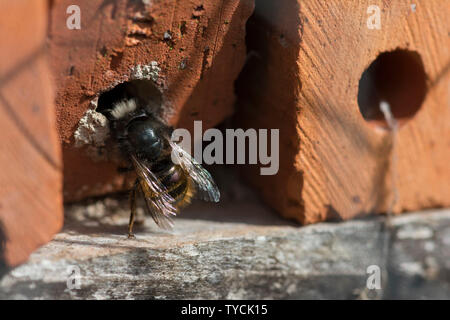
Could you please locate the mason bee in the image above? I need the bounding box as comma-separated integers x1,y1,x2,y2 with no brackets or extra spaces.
103,98,220,238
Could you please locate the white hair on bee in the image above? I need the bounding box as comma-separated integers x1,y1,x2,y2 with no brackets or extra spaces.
111,99,137,119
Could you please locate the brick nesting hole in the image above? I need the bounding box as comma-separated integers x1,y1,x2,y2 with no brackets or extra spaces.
96,79,162,115
357,49,427,128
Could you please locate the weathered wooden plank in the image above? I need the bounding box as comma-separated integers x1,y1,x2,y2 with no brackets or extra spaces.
0,195,448,299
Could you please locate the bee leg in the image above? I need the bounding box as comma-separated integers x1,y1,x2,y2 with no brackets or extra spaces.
127,180,139,239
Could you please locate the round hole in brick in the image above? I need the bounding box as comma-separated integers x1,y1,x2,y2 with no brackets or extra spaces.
357,49,427,128
96,79,162,116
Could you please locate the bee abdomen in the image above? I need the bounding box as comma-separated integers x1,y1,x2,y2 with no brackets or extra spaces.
155,162,193,206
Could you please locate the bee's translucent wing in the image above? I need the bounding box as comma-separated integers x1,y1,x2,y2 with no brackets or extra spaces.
131,154,178,229
168,140,220,203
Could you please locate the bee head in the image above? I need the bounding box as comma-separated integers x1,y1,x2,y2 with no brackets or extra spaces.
127,119,163,161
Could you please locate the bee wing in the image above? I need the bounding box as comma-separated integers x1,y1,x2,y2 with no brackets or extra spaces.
131,154,178,230
168,140,220,203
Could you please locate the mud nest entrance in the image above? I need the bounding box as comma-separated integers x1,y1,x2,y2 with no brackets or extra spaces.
96,80,162,116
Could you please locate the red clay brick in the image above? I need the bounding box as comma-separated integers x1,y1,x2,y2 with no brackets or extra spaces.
235,0,450,224
48,0,254,201
0,0,63,267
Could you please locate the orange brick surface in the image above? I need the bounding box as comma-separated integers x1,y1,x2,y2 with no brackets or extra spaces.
0,0,63,267
235,0,450,224
48,0,254,201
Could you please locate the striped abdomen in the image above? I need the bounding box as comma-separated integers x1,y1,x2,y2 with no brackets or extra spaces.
147,155,194,207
